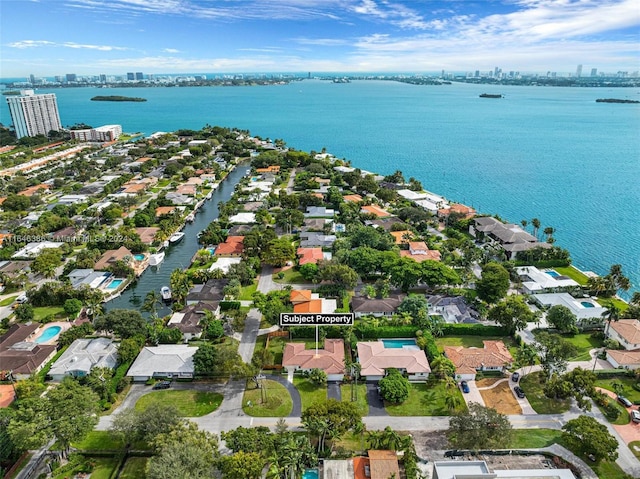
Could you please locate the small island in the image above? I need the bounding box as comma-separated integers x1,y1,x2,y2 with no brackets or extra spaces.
90,95,147,102
595,98,640,104
479,93,503,98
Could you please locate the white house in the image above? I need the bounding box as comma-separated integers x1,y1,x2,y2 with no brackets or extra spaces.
515,266,579,294
126,345,198,381
532,292,606,321
49,338,118,381
12,241,64,259
607,319,640,350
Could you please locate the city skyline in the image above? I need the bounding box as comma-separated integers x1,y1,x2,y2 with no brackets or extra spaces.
1,0,638,77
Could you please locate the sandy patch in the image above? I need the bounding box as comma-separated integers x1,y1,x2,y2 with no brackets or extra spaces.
476,377,503,388
479,381,522,415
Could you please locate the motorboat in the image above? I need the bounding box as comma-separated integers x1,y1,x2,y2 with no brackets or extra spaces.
169,231,185,243
185,212,195,222
148,251,165,266
161,286,172,302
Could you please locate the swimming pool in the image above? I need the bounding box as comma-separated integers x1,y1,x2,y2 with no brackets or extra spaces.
382,339,418,349
581,301,595,308
302,469,319,479
134,254,145,261
208,247,216,254
106,279,124,290
34,326,62,344
545,270,560,278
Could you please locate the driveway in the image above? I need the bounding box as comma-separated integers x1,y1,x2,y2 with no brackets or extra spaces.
269,375,302,417
365,383,388,416
461,380,485,407
327,382,341,401
237,308,261,363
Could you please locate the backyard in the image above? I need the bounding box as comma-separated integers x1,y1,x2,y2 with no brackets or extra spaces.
385,381,466,416
243,379,293,417
134,390,223,417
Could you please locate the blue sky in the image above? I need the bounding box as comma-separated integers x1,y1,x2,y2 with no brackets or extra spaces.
1,0,638,77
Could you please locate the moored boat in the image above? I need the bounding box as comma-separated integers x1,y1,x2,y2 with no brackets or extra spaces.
148,251,165,266
161,286,172,302
169,231,185,243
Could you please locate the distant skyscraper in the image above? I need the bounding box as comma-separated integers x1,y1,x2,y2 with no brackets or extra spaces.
66,73,77,82
29,74,36,84
6,90,62,138
99,74,107,82
135,72,144,80
576,64,583,77
590,68,598,77
127,72,135,80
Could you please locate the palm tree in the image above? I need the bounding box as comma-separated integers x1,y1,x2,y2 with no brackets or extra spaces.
444,391,464,412
520,219,528,231
169,268,192,304
515,343,538,377
543,226,555,242
142,290,161,318
531,218,541,239
602,302,621,335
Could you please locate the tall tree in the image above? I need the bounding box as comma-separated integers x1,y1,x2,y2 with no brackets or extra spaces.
217,451,264,479
546,305,578,334
378,368,410,404
562,416,618,462
94,309,147,339
534,331,578,378
602,302,621,334
531,218,541,239
447,403,512,450
301,399,362,453
170,268,193,304
476,262,510,304
487,295,535,335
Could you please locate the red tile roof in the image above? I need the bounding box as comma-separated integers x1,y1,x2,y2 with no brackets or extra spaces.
290,289,312,304
282,339,345,374
361,205,391,217
215,236,244,256
297,247,323,265
357,341,431,376
293,299,323,313
444,340,513,375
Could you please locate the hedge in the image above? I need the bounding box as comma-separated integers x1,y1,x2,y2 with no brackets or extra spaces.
440,323,510,336
593,369,634,379
220,301,240,311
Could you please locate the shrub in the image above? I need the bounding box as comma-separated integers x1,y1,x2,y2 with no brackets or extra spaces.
220,300,240,311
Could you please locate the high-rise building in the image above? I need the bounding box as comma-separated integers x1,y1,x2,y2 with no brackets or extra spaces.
590,68,598,77
66,73,77,82
127,72,135,80
29,74,36,84
576,64,583,77
6,90,62,139
135,72,144,80
99,74,107,82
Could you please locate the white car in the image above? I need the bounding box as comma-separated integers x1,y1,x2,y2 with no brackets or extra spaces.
631,410,640,423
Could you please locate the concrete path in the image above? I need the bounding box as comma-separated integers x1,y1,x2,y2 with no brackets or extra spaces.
269,375,302,417
462,380,486,407
365,383,388,417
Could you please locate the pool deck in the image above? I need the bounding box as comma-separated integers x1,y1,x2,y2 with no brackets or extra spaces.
28,321,72,345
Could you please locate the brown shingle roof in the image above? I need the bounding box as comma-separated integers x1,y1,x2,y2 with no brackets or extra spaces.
94,246,132,271
282,339,345,374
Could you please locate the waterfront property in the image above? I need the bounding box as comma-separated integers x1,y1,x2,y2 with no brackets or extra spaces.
444,340,513,381
470,216,550,260
606,320,640,369
48,338,117,381
0,323,57,379
357,341,431,382
516,266,579,294
126,345,198,381
167,302,220,342
531,292,605,321
282,339,346,381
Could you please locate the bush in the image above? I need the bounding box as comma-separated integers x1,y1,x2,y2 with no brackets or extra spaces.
441,323,509,336
220,301,240,311
379,369,410,404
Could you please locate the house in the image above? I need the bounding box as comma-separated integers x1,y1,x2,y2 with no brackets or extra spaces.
343,194,363,203
167,302,219,342
176,184,197,196
433,460,576,479
351,293,405,318
18,184,50,197
228,212,256,224
302,218,327,231
68,268,111,289
470,217,550,260
186,279,228,305
48,338,118,381
426,295,478,324
282,339,345,381
368,450,401,479
304,206,335,218
256,165,280,173
365,217,407,232
12,241,64,259
400,241,442,262
208,257,242,274
290,289,337,314
515,266,579,294
165,192,195,205
361,205,391,218
606,349,640,370
135,227,159,244
299,232,337,248
357,341,430,381
0,260,32,277
94,246,133,271
0,324,57,380
297,247,323,265
607,320,640,351
155,206,176,218
438,203,476,220
444,340,513,381
390,230,412,244
51,226,78,241
531,293,606,321
215,236,244,256
126,345,198,381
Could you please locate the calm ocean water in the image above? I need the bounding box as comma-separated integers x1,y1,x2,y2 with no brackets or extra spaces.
1,80,638,297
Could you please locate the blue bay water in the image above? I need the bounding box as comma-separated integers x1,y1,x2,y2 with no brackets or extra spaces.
1,81,638,297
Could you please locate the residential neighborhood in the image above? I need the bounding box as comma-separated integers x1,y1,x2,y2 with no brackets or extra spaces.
0,126,639,479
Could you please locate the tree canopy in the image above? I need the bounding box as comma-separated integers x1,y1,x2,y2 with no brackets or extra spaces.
378,368,410,404
476,262,510,303
562,416,618,462
447,402,512,450
487,295,535,335
94,309,148,339
301,399,362,453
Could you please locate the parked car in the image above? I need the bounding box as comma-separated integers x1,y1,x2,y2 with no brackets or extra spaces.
631,410,640,423
514,386,525,398
153,380,171,390
617,395,632,408
511,372,520,382
460,381,470,393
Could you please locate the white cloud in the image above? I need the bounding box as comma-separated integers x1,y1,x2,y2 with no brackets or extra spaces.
162,48,180,53
8,40,128,51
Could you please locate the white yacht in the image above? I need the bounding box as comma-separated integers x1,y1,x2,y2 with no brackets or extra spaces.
161,286,172,302
148,251,165,266
169,231,185,243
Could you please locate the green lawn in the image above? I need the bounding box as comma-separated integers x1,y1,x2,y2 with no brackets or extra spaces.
135,390,223,417
436,336,519,358
293,377,327,410
243,380,293,417
273,268,307,284
52,457,119,479
592,460,630,479
385,381,467,416
510,429,565,448
629,441,640,459
33,305,66,321
72,431,125,450
119,457,148,478
597,297,629,312
553,266,590,285
595,377,640,402
0,295,18,306
238,280,258,300
519,372,571,414
340,383,369,416
562,332,604,361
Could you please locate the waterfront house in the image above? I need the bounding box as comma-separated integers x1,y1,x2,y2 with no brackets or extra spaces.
282,339,345,381
607,320,640,351
94,246,133,271
167,302,219,342
357,341,430,382
256,165,280,174
155,206,176,218
438,202,476,220
48,338,117,381
351,293,405,318
208,257,242,274
444,340,513,381
68,269,111,289
134,227,159,245
215,236,244,256
361,204,391,218
165,192,195,205
186,279,228,305
531,293,605,321
228,212,256,224
0,324,57,380
515,266,579,294
470,217,550,260
126,345,198,381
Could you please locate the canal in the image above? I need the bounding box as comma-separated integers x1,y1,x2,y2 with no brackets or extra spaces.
105,162,249,316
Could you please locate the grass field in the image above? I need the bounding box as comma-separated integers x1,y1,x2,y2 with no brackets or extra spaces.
135,390,223,417
273,268,307,284
562,332,604,361
385,381,466,416
0,295,18,306
72,431,125,450
479,381,522,415
510,429,565,448
293,377,327,410
595,377,640,402
553,266,590,284
629,441,640,459
340,383,369,416
243,380,293,417
33,305,66,321
119,457,148,478
238,280,258,300
518,372,571,414
52,457,119,479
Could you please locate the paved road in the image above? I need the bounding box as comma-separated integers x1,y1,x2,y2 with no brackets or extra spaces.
257,264,282,293
270,375,302,417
